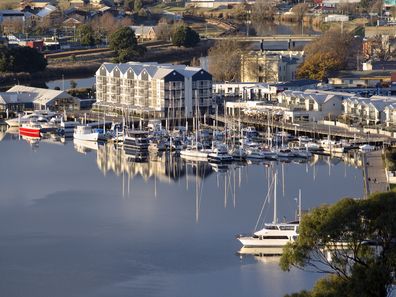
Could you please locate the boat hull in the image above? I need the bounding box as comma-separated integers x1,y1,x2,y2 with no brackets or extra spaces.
237,236,292,248
19,127,40,137
73,132,99,142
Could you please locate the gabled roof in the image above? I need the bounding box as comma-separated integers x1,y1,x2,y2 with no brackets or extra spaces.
6,85,72,106
36,4,56,18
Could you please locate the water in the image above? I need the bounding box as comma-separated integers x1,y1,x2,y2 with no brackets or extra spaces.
45,77,95,90
249,21,320,37
0,131,364,297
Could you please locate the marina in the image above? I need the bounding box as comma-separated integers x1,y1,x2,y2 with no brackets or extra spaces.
0,128,365,297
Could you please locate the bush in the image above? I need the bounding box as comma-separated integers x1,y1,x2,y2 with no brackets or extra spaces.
172,25,200,48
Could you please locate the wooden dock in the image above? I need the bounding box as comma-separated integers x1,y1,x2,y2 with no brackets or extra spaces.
214,115,395,144
363,150,389,197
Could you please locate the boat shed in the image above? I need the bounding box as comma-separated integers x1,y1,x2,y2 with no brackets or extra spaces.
0,92,34,115
6,85,77,111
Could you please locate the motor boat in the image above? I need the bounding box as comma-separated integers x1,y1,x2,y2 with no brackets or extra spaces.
292,147,312,159
237,222,299,248
19,121,41,138
73,125,99,142
123,130,150,153
208,144,233,163
277,147,296,158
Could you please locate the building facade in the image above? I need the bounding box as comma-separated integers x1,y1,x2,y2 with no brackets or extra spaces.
241,50,304,83
94,62,213,119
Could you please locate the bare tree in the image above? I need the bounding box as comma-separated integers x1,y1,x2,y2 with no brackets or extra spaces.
291,3,309,22
251,0,277,22
208,39,245,82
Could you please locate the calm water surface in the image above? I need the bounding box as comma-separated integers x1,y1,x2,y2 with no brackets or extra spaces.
0,131,364,297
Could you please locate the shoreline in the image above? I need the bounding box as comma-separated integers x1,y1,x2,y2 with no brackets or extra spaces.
0,40,213,90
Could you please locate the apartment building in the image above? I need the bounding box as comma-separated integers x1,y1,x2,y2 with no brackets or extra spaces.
94,62,213,118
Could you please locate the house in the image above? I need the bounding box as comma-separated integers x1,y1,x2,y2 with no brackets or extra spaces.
328,70,392,87
241,50,304,83
343,95,396,125
6,85,77,111
0,10,25,34
94,62,213,118
278,89,348,122
213,80,319,101
130,26,158,41
213,82,278,101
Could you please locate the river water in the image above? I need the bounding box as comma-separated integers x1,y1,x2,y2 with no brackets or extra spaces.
0,130,364,297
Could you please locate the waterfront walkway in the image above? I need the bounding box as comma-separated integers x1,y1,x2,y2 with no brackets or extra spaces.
363,150,389,197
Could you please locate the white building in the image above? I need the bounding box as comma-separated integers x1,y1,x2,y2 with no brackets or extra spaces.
94,62,213,118
277,90,348,122
3,85,76,111
343,95,396,125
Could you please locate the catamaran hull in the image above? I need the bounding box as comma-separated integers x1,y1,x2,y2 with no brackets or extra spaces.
238,236,292,248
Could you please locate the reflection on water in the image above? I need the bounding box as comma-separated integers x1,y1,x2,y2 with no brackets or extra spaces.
251,20,320,36
0,132,365,297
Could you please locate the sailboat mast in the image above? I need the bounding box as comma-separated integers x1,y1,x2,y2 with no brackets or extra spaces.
298,189,302,221
273,171,277,224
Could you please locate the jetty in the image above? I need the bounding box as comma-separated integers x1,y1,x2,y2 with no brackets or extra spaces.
363,150,389,197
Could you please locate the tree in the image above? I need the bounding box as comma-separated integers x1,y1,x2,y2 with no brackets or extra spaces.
291,3,309,22
70,80,77,89
134,0,142,12
280,192,396,297
172,25,200,48
77,24,96,46
8,46,47,73
297,51,344,80
251,0,277,22
109,27,145,63
297,29,360,80
208,39,244,81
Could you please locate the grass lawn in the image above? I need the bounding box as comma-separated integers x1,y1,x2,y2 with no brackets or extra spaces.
0,0,20,9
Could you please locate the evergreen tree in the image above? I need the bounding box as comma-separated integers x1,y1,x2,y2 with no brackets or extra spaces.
172,25,200,48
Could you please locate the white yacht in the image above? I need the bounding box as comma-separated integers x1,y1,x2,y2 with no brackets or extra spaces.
208,144,233,163
6,111,57,127
180,145,209,161
73,125,99,142
237,172,301,249
229,146,247,160
292,147,312,159
237,222,299,247
321,140,345,154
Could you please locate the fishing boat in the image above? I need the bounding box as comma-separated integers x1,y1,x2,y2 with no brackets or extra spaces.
73,125,99,142
19,121,41,137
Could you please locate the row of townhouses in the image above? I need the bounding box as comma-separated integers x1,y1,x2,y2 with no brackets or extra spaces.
94,62,213,119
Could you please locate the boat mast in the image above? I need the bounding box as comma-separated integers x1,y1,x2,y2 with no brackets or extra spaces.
298,189,302,221
273,171,277,224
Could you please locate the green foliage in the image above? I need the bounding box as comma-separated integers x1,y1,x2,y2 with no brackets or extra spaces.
109,27,146,62
0,46,47,73
77,24,96,46
281,192,396,297
70,80,77,89
172,25,200,48
384,147,396,171
134,0,142,12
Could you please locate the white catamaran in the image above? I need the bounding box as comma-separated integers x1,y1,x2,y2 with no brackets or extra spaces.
237,172,300,248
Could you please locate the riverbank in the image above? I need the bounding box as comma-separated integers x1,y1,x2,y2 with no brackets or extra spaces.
0,40,213,89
